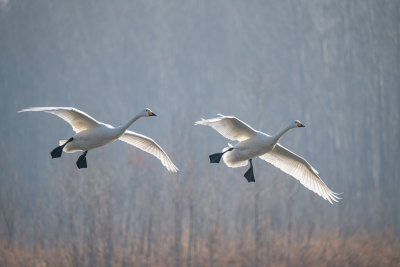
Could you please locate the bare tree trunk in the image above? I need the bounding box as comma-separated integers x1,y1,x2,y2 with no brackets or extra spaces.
105,196,114,267
146,208,153,267
122,188,135,267
88,217,96,267
69,211,80,267
286,194,294,266
254,191,260,267
208,205,221,267
174,199,182,267
186,200,194,267
0,199,14,248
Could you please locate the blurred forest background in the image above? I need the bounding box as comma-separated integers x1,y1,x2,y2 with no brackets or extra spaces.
1,0,399,266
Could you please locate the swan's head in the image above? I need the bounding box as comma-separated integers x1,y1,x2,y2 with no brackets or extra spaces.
294,120,305,127
143,108,157,117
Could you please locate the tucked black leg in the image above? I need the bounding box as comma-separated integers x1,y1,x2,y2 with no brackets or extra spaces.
76,151,88,169
244,159,255,183
50,137,73,158
209,147,234,163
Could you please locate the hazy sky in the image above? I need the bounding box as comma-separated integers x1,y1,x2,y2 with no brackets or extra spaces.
1,0,399,242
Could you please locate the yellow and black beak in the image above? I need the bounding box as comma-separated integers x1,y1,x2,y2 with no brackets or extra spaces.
147,109,157,116
297,121,305,127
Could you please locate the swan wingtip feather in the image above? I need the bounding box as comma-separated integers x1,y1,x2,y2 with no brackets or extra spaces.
170,166,179,172
194,118,207,125
18,107,36,113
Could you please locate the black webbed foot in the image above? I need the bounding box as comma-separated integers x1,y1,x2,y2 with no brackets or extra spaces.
76,151,88,169
244,159,255,183
209,153,224,163
50,146,64,158
50,137,73,159
209,147,234,163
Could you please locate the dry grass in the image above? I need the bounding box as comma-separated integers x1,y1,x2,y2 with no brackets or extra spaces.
1,229,399,267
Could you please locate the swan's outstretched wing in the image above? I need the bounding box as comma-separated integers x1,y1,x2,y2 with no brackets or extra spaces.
195,114,257,141
119,130,179,172
18,107,100,133
259,144,341,204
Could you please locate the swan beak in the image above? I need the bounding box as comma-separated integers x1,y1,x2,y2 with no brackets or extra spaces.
299,124,305,127
147,109,157,116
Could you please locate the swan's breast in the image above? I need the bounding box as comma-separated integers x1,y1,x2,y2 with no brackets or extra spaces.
235,133,275,158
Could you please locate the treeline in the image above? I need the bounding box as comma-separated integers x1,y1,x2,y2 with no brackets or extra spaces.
1,230,399,267
1,154,399,267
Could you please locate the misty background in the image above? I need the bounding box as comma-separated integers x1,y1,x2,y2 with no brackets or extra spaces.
0,0,399,266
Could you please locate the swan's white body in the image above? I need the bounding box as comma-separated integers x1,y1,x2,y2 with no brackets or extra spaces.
195,114,340,203
19,107,178,172
60,123,119,152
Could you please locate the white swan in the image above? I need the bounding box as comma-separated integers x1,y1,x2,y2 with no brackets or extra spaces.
19,107,179,172
195,114,340,203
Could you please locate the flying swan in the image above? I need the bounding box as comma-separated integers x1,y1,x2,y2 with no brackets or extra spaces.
195,114,340,203
19,107,179,172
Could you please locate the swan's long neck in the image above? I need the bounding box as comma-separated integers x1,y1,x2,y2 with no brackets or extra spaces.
273,124,296,143
118,113,144,134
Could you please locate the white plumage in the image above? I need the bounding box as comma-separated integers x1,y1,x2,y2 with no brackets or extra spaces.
196,114,340,204
119,130,179,172
19,107,178,172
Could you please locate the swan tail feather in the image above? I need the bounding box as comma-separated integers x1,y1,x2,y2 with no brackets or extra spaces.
222,145,247,168
59,140,68,146
58,140,79,153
